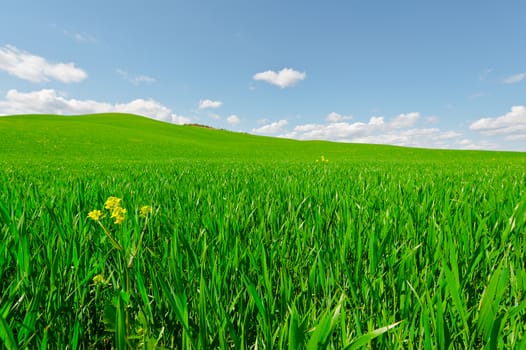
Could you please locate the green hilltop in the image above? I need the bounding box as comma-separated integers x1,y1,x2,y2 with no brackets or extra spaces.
0,113,524,165
1,114,526,348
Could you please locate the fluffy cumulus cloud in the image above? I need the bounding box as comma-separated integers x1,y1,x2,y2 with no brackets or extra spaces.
502,73,526,84
390,112,420,128
469,105,526,140
253,68,306,88
199,99,223,109
251,119,288,134
0,45,87,83
227,114,240,125
116,69,156,85
252,112,470,149
284,117,386,140
0,89,191,124
349,128,462,149
327,106,526,150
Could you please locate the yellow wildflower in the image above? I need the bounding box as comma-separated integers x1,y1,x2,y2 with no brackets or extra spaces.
93,273,104,285
111,206,127,224
140,205,152,218
104,196,122,210
316,156,329,163
88,209,104,221
93,274,106,285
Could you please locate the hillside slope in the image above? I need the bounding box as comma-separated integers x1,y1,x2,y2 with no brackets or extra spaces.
0,113,524,165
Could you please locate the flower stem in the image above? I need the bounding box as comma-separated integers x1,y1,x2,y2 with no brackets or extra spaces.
97,220,123,251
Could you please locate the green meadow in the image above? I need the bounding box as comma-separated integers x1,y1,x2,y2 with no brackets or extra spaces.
0,113,525,349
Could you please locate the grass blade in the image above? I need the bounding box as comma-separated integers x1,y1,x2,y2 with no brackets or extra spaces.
0,315,17,350
344,320,403,350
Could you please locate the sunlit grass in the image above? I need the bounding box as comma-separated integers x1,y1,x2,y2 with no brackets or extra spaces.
0,114,525,348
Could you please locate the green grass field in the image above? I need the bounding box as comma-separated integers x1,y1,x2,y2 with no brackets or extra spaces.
1,113,525,349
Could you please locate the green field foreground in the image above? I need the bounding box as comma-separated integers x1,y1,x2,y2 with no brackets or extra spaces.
1,114,525,349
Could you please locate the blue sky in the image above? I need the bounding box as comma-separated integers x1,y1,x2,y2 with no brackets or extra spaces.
1,0,525,151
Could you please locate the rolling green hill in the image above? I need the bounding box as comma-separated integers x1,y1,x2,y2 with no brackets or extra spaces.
1,113,524,166
1,113,526,348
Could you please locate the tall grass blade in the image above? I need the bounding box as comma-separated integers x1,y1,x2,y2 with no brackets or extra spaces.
0,315,17,350
344,320,403,350
476,260,509,342
306,295,344,350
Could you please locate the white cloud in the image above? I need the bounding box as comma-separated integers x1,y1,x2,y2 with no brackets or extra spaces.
227,114,240,125
249,112,471,149
253,68,306,88
506,134,526,141
252,119,288,134
326,112,352,123
172,114,192,124
350,128,464,149
0,45,87,83
502,73,526,84
468,92,486,100
199,99,223,109
426,116,439,124
479,68,494,81
116,69,156,85
53,23,97,44
369,116,385,126
0,89,191,124
64,30,97,44
469,105,526,139
456,138,499,150
264,109,526,150
287,117,386,140
289,121,462,149
390,112,420,128
208,113,221,120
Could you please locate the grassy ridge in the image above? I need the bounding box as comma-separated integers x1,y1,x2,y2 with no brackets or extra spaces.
1,113,524,164
0,113,525,348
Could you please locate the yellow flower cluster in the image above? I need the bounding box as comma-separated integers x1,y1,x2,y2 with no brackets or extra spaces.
88,196,126,224
88,197,152,226
92,273,107,286
315,155,329,163
140,205,152,218
111,206,127,224
105,196,122,211
87,209,104,221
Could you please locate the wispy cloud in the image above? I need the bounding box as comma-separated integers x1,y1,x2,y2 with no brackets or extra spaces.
426,116,439,124
52,23,97,44
479,68,494,81
252,119,288,134
253,68,306,88
0,89,191,124
64,30,97,44
468,92,486,100
199,99,223,109
502,73,526,84
0,45,87,83
456,138,499,150
116,68,156,85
